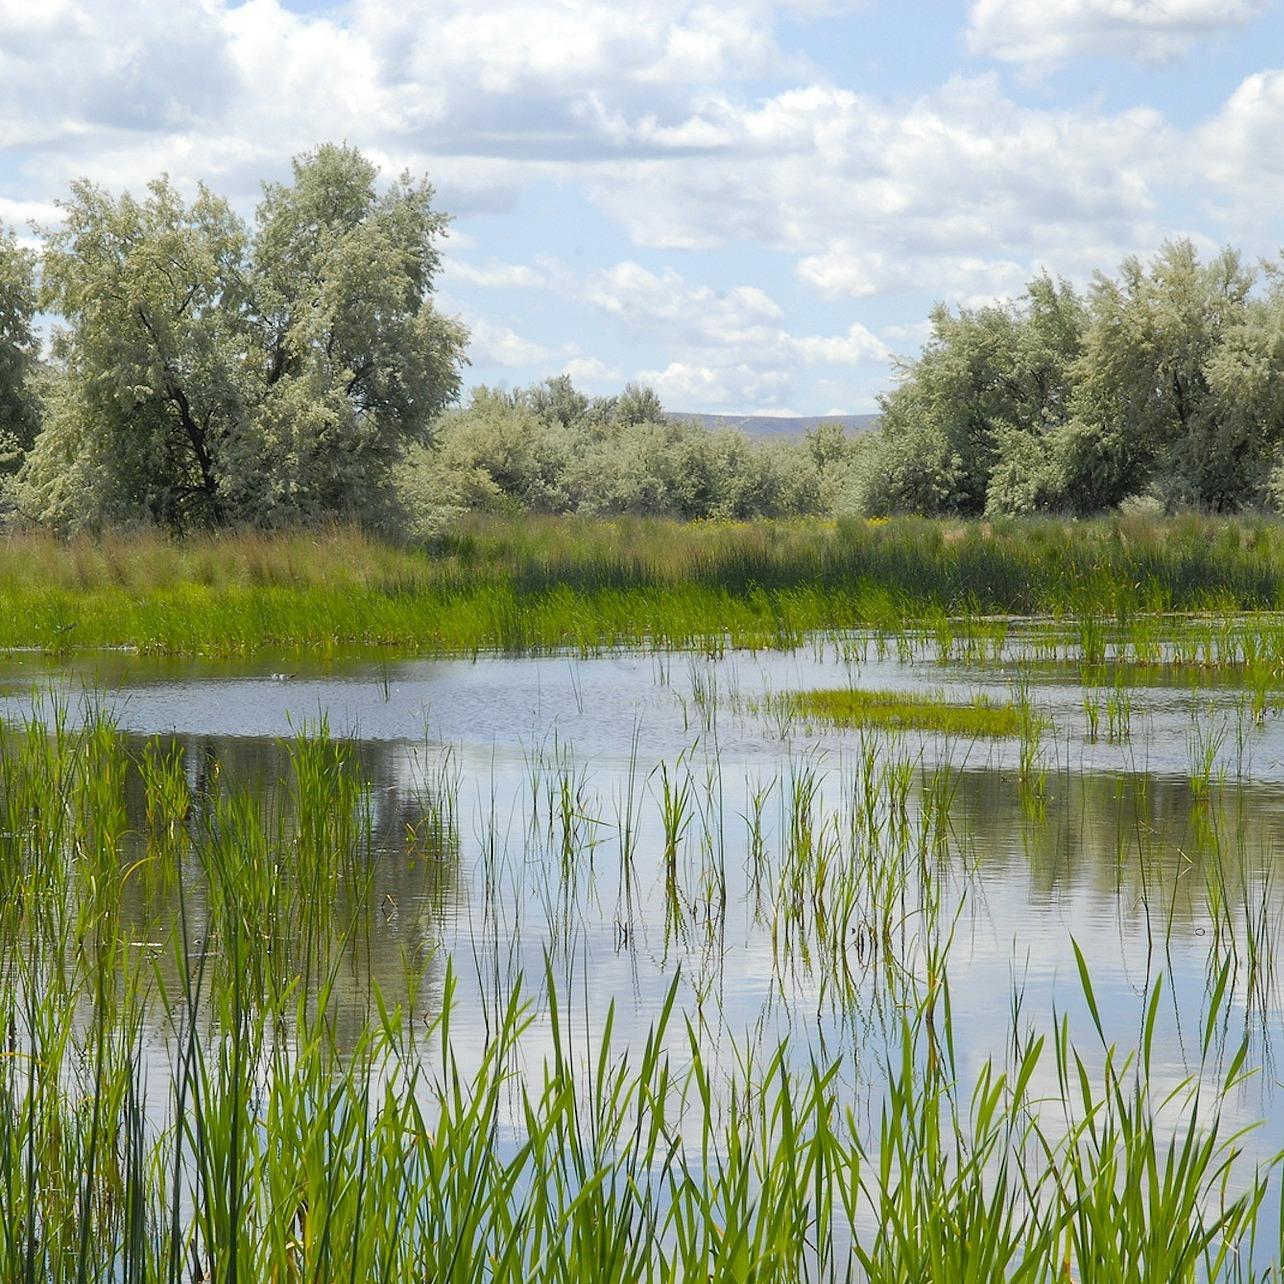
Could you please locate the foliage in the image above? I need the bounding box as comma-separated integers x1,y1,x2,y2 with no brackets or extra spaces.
863,240,1284,518
11,145,466,532
0,229,41,482
397,376,857,532
1062,241,1257,513
861,275,1085,518
782,687,1021,736
1,513,1284,656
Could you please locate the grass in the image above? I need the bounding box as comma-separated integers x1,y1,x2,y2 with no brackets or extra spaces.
0,694,1279,1277
8,559,1284,1281
5,511,1284,655
783,687,1022,736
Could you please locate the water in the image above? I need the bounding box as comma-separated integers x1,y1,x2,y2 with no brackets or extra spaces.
4,633,1284,1256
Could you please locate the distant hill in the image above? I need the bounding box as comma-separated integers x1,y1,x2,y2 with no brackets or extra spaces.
668,412,880,440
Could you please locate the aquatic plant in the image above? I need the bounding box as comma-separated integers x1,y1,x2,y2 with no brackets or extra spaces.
781,687,1021,737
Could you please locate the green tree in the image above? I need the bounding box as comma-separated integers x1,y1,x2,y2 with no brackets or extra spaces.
236,144,466,524
861,275,1085,516
21,178,248,529
15,144,466,532
1214,265,1284,512
1062,240,1255,512
0,229,40,481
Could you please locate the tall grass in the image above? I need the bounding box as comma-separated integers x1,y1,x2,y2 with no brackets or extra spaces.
0,702,1283,1278
6,513,1284,655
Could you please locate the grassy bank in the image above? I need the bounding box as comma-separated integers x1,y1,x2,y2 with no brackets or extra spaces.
3,513,1284,655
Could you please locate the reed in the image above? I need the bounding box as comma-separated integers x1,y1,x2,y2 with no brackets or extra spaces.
5,513,1284,657
1,690,1284,1278
782,688,1022,737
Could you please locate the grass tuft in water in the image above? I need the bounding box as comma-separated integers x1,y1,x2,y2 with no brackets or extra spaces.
782,687,1022,737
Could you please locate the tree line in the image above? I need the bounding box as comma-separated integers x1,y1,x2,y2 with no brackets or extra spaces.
2,145,1283,533
863,242,1284,518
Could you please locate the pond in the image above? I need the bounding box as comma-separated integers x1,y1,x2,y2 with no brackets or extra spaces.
2,629,1281,1275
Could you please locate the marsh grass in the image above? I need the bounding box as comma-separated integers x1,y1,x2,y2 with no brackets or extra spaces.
3,688,1284,1277
782,687,1022,737
7,512,1284,656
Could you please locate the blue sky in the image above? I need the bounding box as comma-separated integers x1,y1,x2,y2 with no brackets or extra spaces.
3,0,1284,414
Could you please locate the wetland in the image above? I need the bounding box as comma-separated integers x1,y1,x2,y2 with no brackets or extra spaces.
8,588,1284,1278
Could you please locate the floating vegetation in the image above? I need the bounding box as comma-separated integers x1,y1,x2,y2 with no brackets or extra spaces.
781,687,1022,737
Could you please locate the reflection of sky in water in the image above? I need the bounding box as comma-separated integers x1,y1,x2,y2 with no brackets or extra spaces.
3,639,1284,1250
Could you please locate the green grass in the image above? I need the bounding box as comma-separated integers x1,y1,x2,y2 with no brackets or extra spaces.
783,687,1022,736
0,707,1280,1278
4,511,1284,655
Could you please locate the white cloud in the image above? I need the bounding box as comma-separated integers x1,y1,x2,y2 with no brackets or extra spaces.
0,0,844,222
0,0,1185,307
1196,69,1284,222
444,258,556,289
966,0,1268,69
635,360,792,411
467,319,559,367
573,262,887,409
587,76,1176,303
787,323,889,364
3,0,1284,413
451,256,888,407
797,244,1033,306
561,356,622,385
586,262,782,342
583,261,885,360
0,196,62,232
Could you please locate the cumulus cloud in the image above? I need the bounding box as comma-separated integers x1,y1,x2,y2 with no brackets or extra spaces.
443,258,558,289
442,252,890,408
0,196,61,232
1196,69,1284,222
466,319,561,367
588,76,1176,304
586,261,886,360
577,261,888,409
0,0,1193,305
0,0,817,208
966,0,1268,69
561,356,622,385
796,244,1033,307
635,360,793,412
2,0,1283,413
586,262,781,341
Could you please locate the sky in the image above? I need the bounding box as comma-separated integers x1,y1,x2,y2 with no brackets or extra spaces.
3,0,1284,415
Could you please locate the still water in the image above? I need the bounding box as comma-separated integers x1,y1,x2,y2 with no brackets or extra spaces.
3,635,1283,1230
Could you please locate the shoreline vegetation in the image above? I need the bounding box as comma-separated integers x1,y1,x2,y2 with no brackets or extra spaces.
4,147,1284,547
0,711,1273,1280
4,514,1284,657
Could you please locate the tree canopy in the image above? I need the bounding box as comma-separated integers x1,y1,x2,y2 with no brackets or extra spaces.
6,175,1284,535
862,239,1284,518
10,144,466,532
0,231,40,482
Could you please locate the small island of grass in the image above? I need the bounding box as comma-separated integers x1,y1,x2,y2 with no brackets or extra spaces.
783,687,1021,736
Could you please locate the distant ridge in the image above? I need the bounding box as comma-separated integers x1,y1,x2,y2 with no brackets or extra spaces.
668,412,880,440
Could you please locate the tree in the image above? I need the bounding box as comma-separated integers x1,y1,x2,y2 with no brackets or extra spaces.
395,375,830,529
236,144,467,524
860,275,1085,516
15,144,467,532
0,230,40,481
1061,240,1255,513
1213,265,1284,512
19,178,248,530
